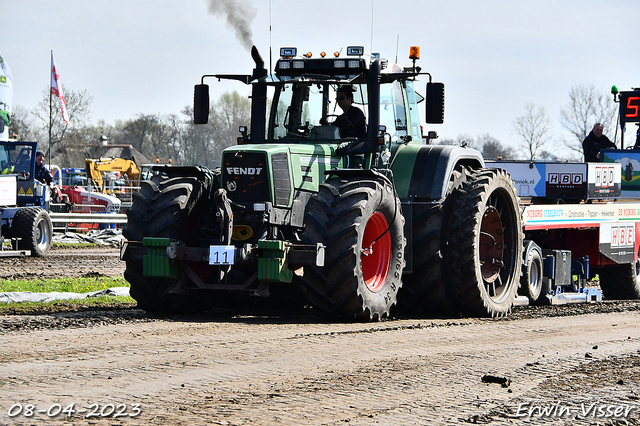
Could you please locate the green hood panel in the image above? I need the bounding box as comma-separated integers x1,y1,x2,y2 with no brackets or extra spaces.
222,143,343,207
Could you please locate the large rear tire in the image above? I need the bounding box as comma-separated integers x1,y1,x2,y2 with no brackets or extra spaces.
446,169,523,317
124,174,211,314
300,177,405,321
10,207,53,257
599,260,640,300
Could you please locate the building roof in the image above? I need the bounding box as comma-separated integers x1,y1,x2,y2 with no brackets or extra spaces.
100,144,151,165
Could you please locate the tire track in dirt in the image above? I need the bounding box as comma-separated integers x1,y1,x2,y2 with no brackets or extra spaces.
0,312,639,425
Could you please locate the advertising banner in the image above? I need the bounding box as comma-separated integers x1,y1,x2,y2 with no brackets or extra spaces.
0,53,13,139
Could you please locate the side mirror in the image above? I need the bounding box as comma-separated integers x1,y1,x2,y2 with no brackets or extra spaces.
426,82,444,124
193,84,210,124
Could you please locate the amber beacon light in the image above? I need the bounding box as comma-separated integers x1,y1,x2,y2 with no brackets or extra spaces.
409,46,420,60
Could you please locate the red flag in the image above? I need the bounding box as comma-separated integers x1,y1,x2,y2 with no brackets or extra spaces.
51,52,71,127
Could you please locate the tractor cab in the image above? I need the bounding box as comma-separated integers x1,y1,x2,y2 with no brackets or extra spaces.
0,140,49,208
195,45,444,158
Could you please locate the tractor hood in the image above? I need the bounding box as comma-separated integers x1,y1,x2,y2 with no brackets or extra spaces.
221,143,343,208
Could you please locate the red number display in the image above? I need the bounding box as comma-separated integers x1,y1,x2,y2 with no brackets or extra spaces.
620,91,640,123
626,96,639,118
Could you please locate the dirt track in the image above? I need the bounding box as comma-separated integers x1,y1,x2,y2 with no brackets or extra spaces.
0,247,124,281
1,248,640,425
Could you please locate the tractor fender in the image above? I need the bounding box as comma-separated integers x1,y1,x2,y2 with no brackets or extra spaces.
391,144,484,201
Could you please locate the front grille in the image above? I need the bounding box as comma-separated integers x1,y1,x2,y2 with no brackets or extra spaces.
272,153,291,206
223,152,269,203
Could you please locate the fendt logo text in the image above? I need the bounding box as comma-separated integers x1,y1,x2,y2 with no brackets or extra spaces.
226,167,263,175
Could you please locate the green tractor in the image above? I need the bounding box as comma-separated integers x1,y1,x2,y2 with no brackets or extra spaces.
121,45,523,320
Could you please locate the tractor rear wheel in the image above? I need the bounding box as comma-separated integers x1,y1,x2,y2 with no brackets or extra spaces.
446,168,523,317
10,207,52,257
300,177,405,321
124,174,212,314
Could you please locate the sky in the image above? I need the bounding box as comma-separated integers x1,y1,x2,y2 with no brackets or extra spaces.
2,0,639,158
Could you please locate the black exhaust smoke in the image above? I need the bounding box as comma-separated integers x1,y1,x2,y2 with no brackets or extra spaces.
206,0,257,51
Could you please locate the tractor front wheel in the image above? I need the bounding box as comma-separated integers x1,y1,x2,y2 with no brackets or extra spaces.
300,177,405,321
10,207,53,257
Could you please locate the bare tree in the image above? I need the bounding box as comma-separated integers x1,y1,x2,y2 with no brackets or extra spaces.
436,133,515,160
180,105,218,167
537,150,561,161
53,125,102,167
178,90,251,168
478,135,516,160
210,91,251,158
7,104,42,141
559,83,617,156
33,87,93,158
116,113,181,164
436,134,478,149
513,103,552,162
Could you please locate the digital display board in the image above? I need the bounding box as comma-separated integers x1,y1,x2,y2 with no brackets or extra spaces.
620,90,640,124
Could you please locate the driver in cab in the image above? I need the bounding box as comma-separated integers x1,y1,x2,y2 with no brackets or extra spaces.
323,85,367,139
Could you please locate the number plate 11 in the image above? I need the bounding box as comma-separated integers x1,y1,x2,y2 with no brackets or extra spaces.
209,246,235,265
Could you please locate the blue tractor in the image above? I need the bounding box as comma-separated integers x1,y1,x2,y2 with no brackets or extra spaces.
0,139,53,257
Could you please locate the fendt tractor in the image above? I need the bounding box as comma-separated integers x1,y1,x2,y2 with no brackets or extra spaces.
0,138,54,257
121,45,524,321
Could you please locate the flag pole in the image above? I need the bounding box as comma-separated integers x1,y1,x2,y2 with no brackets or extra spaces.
49,50,52,166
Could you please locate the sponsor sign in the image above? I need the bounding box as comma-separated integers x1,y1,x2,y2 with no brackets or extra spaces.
488,161,621,199
587,163,621,197
600,222,637,264
545,163,586,199
0,175,16,206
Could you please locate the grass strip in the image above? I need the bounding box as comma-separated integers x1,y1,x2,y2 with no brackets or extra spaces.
0,276,135,314
0,276,129,293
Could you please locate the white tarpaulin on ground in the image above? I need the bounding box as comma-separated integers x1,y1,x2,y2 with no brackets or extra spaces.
52,228,125,245
0,287,130,303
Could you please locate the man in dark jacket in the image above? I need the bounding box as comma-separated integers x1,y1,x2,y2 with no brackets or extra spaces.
35,151,62,202
332,85,367,139
34,151,54,184
583,123,616,162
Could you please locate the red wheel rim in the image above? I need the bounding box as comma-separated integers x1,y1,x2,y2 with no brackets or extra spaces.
479,205,504,285
361,212,391,292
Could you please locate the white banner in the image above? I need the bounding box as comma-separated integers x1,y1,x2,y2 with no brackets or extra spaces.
0,53,13,139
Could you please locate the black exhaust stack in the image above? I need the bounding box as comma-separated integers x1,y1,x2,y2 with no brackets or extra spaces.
250,45,268,143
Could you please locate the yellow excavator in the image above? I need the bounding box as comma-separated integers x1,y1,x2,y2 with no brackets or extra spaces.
85,157,141,195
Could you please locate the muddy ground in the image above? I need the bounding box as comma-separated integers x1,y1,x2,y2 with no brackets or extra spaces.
0,246,125,281
0,246,639,425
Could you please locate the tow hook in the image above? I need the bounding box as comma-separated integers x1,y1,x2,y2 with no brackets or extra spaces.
214,188,234,244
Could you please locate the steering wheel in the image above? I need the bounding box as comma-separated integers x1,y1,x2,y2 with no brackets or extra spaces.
322,114,340,125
